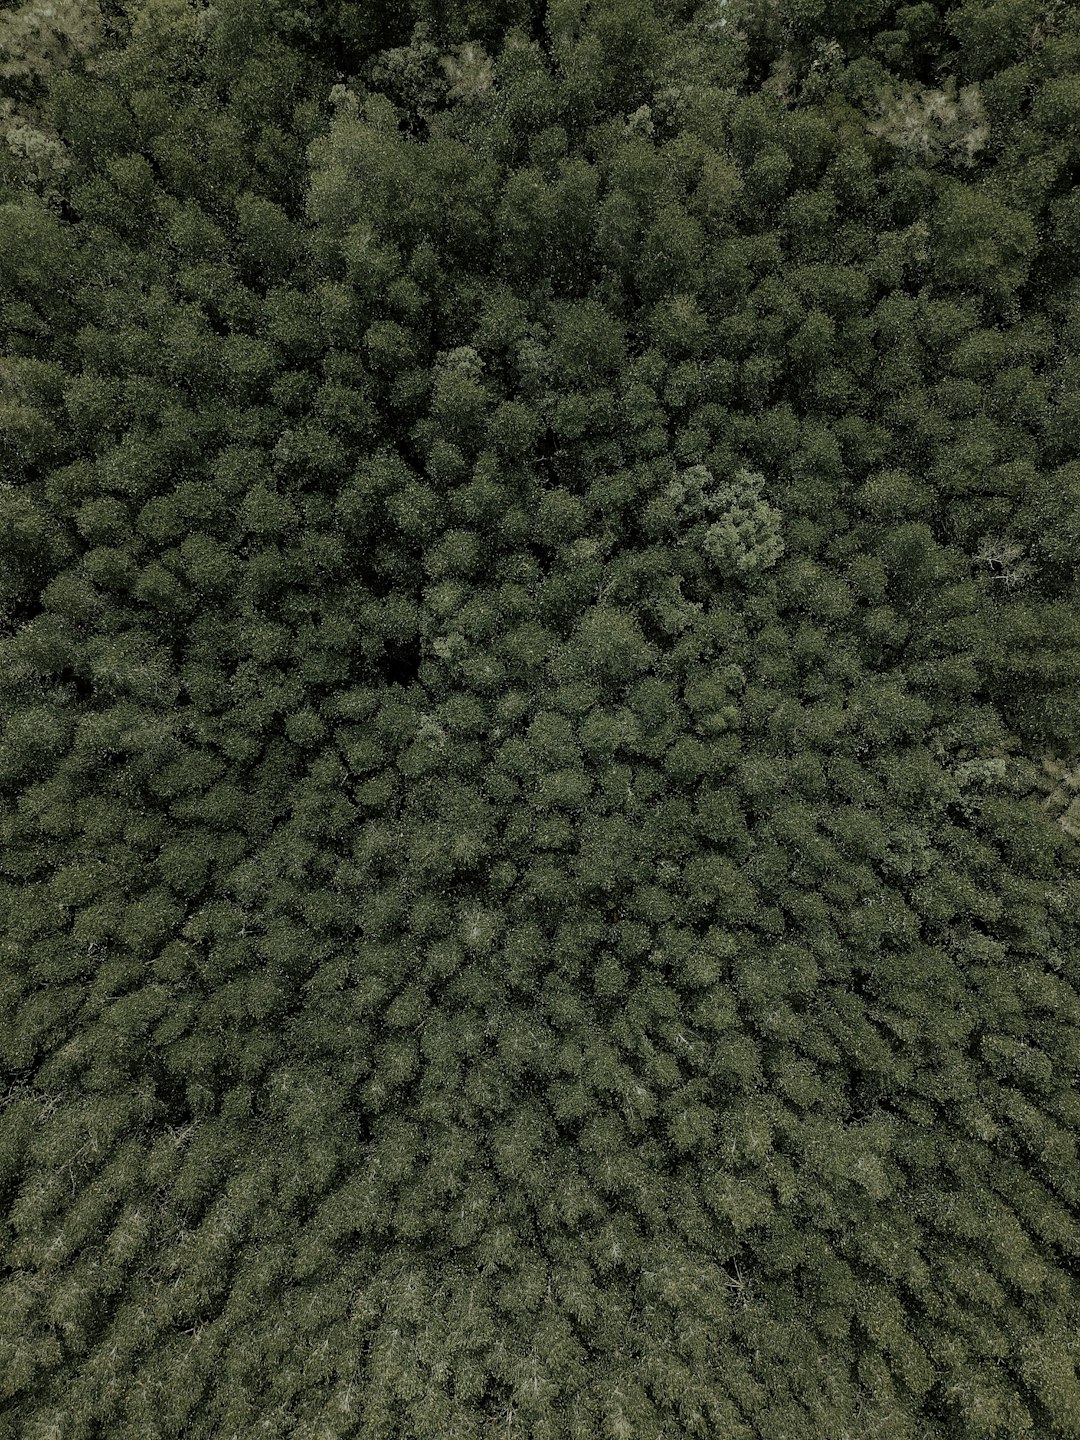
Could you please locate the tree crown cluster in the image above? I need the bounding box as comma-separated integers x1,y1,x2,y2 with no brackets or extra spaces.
2,0,1080,1436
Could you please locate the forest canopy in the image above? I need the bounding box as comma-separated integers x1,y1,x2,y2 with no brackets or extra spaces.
2,0,1080,1436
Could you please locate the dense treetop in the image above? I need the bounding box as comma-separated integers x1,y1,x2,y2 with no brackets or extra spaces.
2,0,1080,1436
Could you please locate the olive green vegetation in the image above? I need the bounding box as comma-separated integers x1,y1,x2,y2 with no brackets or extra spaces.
2,0,1080,1435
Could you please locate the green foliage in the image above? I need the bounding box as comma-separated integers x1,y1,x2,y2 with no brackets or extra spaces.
1,0,1079,1436
932,184,1038,299
686,464,786,576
